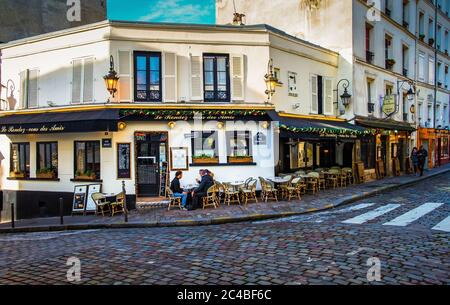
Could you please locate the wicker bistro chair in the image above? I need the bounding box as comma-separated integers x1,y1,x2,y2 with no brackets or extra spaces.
239,179,258,205
305,172,319,194
278,175,293,199
317,172,326,190
110,192,125,216
91,193,111,216
258,177,278,202
167,188,182,211
342,167,354,185
326,169,339,189
337,169,348,187
286,177,304,201
202,185,219,209
214,181,226,206
223,183,241,206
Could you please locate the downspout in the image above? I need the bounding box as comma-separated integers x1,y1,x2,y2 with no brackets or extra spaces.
414,0,419,146
433,1,438,166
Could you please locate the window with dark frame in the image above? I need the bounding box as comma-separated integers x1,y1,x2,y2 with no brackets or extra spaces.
191,131,218,158
74,141,101,179
226,131,252,157
134,51,162,102
10,143,30,177
203,54,230,102
361,137,376,169
37,142,58,175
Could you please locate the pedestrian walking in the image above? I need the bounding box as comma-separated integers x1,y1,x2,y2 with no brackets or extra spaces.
417,145,428,176
410,147,419,176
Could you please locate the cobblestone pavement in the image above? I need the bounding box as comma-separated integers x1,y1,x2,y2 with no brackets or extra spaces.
0,173,448,285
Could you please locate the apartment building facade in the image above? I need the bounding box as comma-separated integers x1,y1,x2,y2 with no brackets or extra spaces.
217,0,450,176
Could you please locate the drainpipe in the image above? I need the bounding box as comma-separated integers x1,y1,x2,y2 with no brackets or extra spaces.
433,1,438,167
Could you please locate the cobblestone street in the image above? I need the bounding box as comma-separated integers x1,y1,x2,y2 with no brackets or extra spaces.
0,173,449,285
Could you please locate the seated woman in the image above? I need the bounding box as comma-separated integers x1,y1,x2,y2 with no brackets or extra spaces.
170,171,188,210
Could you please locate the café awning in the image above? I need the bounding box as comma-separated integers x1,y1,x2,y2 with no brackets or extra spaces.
355,116,416,132
268,111,372,139
0,109,120,134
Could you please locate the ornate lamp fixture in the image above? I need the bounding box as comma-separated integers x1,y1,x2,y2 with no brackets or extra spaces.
104,55,119,101
334,79,352,114
264,59,281,103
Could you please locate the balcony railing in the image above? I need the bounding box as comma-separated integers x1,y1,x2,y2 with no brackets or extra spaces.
403,113,409,121
366,51,374,64
403,68,408,77
385,8,391,17
429,38,435,47
403,21,409,29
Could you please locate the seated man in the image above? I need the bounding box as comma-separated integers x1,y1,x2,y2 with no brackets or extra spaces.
191,169,214,210
170,171,188,210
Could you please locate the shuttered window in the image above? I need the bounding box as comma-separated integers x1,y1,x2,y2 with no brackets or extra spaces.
134,52,162,102
118,50,131,102
190,55,203,101
71,57,94,103
323,78,333,115
311,75,318,114
163,52,177,103
19,69,39,109
203,54,230,102
230,54,244,101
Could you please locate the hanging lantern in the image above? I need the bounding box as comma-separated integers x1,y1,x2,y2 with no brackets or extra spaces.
104,55,119,99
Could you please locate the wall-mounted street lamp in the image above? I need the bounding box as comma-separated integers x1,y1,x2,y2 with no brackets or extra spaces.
264,58,281,104
104,55,119,101
397,79,415,102
334,79,352,114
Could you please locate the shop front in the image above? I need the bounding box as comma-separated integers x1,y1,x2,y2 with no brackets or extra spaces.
418,128,450,168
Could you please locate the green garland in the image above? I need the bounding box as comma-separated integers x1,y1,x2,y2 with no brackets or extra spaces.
120,109,267,117
280,124,376,136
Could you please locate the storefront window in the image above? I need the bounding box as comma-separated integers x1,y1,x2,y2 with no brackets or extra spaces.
361,136,376,169
74,141,100,179
227,131,251,157
442,137,449,158
37,142,58,175
10,143,30,177
191,131,218,158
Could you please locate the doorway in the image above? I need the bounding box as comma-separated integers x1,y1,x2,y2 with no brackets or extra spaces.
135,132,168,197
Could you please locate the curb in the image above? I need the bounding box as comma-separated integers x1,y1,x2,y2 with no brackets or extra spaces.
1,168,448,234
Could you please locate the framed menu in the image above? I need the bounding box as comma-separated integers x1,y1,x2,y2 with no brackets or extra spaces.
86,184,102,213
117,143,131,179
72,185,88,215
170,147,189,171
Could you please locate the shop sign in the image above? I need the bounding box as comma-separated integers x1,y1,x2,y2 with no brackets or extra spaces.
102,138,112,148
382,95,396,117
0,124,65,134
254,132,267,145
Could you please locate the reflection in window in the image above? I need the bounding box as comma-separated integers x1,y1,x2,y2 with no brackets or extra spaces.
203,54,230,102
191,131,218,157
74,141,100,179
134,52,161,102
37,142,58,175
10,143,30,177
227,131,251,157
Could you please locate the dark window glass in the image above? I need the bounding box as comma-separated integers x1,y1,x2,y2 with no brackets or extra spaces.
227,131,251,157
37,142,58,175
74,141,100,179
10,143,30,177
203,54,230,102
361,136,376,169
134,52,162,102
191,131,218,157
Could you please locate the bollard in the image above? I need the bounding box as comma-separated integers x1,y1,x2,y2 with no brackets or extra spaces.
11,202,15,228
122,181,128,223
59,197,64,225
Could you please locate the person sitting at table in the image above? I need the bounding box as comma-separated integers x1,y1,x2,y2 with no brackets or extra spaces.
191,169,214,210
170,171,188,210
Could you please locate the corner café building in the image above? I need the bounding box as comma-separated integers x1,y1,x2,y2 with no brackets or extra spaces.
0,105,276,220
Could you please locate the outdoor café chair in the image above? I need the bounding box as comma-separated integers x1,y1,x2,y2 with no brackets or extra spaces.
240,179,258,205
91,193,111,216
305,172,319,194
278,175,293,198
259,177,278,203
342,167,354,185
110,192,125,216
167,188,182,211
326,169,339,189
202,185,219,209
286,177,304,201
223,182,241,206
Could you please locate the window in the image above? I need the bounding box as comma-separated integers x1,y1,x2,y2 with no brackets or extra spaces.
134,52,162,102
438,62,443,87
226,131,251,157
385,84,393,96
429,19,434,44
402,45,409,77
402,0,409,28
418,52,426,81
367,78,375,114
10,143,30,177
311,75,333,115
19,69,38,109
437,25,442,49
71,57,94,103
361,136,376,169
191,131,218,158
419,12,425,37
445,65,449,89
203,54,230,102
429,57,435,85
385,34,394,70
74,141,100,179
365,23,374,64
445,30,449,53
385,0,392,16
288,71,298,97
37,142,58,175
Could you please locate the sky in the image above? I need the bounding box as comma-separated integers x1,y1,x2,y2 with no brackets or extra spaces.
107,0,216,24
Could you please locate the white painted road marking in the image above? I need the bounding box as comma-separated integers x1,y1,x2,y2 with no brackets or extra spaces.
431,215,450,232
342,204,402,224
383,202,445,227
343,203,377,212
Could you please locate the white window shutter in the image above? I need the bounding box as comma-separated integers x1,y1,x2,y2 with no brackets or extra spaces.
19,71,27,109
72,59,82,103
190,55,203,101
230,54,244,101
83,57,94,103
27,69,39,108
311,75,318,114
324,78,333,115
118,51,131,102
163,52,177,103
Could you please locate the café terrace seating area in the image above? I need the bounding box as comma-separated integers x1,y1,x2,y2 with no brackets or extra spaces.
166,167,355,211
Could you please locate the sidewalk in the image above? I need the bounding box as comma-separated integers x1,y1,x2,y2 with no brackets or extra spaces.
1,164,449,233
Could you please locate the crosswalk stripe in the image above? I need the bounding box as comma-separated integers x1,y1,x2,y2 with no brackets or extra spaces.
342,204,401,224
431,215,450,232
343,203,376,212
383,202,445,227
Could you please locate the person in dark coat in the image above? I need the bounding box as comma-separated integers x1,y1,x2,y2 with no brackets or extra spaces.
410,147,419,175
191,170,214,209
417,145,428,176
170,171,188,209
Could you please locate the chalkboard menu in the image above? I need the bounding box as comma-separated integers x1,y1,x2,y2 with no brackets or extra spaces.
72,185,88,214
159,161,169,197
117,143,131,178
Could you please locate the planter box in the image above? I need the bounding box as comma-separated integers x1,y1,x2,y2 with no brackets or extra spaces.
10,172,26,178
37,172,56,179
192,157,219,164
228,156,254,164
75,175,97,181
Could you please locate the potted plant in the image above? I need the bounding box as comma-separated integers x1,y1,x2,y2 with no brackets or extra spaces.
385,58,396,68
228,155,254,164
75,170,97,180
419,34,425,41
10,171,26,178
192,154,219,164
429,38,435,46
36,168,56,179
